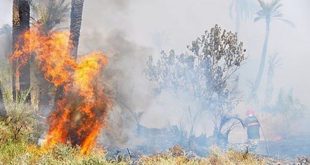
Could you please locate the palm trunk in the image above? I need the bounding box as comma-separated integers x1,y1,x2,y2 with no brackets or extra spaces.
12,0,18,101
69,0,84,59
55,0,84,102
264,64,274,105
252,18,270,98
0,82,6,117
235,3,241,33
12,0,31,103
38,71,51,112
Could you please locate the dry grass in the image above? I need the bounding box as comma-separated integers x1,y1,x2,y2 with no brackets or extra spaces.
138,147,264,165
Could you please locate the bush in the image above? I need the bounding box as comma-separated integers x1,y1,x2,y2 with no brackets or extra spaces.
0,90,40,144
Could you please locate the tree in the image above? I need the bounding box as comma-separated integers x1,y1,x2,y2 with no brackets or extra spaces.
146,25,246,148
31,0,70,33
55,0,84,102
69,0,84,59
264,54,280,105
251,0,293,98
0,81,6,117
12,0,31,103
31,0,70,112
230,0,258,32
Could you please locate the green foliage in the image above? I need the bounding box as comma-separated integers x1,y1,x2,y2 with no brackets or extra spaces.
0,89,40,144
0,141,28,165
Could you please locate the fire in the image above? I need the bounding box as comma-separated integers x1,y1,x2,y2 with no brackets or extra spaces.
11,25,111,154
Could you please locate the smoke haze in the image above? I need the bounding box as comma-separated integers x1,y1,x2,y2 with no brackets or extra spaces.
1,0,309,156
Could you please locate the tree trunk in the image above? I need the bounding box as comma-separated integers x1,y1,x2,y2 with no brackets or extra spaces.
264,63,274,106
252,18,270,98
0,82,6,117
69,0,84,59
55,0,84,102
38,71,52,113
12,0,31,103
12,0,18,102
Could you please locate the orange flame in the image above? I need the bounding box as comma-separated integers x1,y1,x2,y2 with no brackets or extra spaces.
11,25,111,154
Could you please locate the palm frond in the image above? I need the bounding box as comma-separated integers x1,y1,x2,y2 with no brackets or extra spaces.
230,0,258,21
254,16,263,22
257,0,265,9
31,0,70,32
255,0,293,27
270,0,281,9
276,18,295,27
273,3,283,11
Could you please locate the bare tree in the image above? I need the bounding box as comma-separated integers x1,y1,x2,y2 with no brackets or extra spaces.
146,25,246,148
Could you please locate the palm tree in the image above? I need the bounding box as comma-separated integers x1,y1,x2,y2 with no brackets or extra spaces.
31,0,70,33
55,0,84,102
264,54,280,105
230,0,258,32
69,0,84,58
12,0,31,103
251,0,293,98
31,0,70,112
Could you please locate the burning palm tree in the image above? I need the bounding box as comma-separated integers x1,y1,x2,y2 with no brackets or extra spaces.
12,0,31,102
55,0,84,104
31,0,70,112
69,0,84,58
